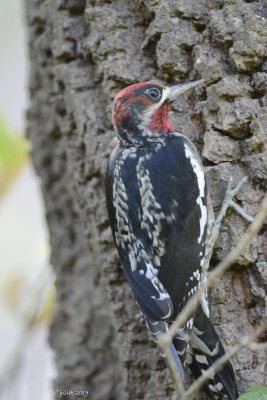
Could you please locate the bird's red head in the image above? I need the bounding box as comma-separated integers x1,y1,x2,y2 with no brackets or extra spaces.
112,80,203,144
112,83,174,137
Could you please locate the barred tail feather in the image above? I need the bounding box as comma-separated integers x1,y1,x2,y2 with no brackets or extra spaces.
187,306,239,400
164,341,185,381
145,318,185,380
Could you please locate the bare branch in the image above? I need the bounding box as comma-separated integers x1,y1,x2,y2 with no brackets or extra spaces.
216,177,248,229
159,195,267,397
230,200,254,223
160,194,267,344
160,343,187,399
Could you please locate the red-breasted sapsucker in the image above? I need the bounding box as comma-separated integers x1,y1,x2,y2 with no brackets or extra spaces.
105,80,238,399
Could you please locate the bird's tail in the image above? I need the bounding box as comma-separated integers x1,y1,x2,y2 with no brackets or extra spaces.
145,318,185,380
186,305,239,399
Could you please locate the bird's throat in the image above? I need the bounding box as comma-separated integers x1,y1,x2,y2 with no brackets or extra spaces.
148,103,175,134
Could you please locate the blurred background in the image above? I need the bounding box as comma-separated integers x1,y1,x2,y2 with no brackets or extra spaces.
0,1,56,399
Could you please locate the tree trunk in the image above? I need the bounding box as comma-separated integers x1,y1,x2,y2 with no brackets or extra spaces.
25,0,267,399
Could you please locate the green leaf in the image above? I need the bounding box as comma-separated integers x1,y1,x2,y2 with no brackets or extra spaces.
0,114,29,167
238,385,267,400
0,114,29,195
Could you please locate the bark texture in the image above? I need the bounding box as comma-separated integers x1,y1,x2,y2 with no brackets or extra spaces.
26,0,267,399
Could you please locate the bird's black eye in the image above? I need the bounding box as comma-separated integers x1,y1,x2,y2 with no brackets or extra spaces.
145,87,162,102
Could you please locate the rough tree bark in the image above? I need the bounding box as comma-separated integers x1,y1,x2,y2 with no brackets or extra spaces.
25,0,267,399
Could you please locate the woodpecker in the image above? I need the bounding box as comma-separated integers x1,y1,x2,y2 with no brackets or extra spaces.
105,80,239,399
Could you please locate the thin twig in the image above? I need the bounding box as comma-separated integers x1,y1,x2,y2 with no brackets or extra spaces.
208,177,248,254
185,324,267,399
161,344,187,399
230,200,254,223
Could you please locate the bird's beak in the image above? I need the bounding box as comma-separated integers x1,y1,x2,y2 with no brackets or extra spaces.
168,79,204,102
